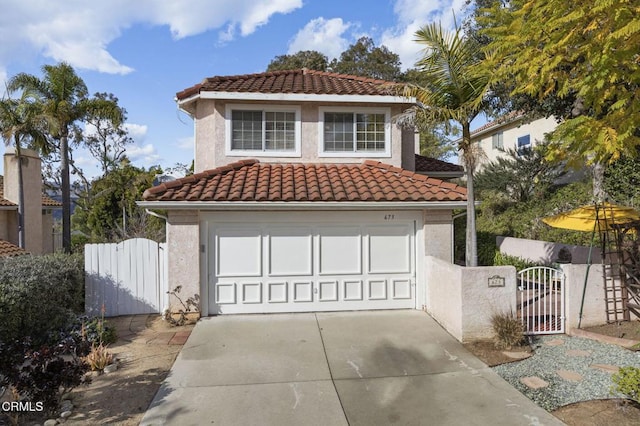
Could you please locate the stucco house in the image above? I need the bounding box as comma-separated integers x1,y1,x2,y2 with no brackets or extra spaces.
140,69,467,317
0,147,61,255
468,114,558,170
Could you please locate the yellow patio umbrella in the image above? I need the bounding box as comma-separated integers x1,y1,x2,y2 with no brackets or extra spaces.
542,202,640,328
542,202,640,232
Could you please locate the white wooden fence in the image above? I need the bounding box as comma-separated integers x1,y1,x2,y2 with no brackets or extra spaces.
85,238,168,317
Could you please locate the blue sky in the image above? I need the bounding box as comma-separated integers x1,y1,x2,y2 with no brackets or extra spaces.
0,0,467,179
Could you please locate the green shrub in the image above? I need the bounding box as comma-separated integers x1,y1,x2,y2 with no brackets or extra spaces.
67,315,118,347
493,252,546,270
612,366,640,403
0,253,84,346
491,310,526,350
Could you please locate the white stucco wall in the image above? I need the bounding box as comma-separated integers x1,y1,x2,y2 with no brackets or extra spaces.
192,100,412,172
562,264,607,330
460,265,517,341
498,236,601,264
423,210,454,262
426,256,516,342
425,256,463,340
166,210,200,313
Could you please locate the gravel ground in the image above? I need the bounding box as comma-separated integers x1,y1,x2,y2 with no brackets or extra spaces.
493,335,640,411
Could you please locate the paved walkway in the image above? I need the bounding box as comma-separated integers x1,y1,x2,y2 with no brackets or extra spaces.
140,310,563,426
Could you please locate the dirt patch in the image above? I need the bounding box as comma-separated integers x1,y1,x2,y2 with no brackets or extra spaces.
61,315,195,425
583,320,640,341
552,399,640,426
463,339,532,367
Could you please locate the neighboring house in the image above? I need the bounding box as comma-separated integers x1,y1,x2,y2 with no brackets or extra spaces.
0,148,61,254
140,69,467,316
468,114,558,170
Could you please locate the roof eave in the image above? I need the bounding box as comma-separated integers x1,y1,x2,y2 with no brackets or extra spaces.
137,200,467,211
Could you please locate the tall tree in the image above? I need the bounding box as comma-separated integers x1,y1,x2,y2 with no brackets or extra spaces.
0,89,49,248
480,0,640,174
82,92,133,176
72,159,164,242
9,63,123,252
330,37,402,81
267,51,328,72
398,22,492,266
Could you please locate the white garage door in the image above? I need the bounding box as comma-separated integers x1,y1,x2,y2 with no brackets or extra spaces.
206,213,417,314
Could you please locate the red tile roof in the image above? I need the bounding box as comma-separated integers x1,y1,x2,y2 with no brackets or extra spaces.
414,155,463,174
177,69,400,100
471,111,523,136
143,160,466,203
0,240,29,257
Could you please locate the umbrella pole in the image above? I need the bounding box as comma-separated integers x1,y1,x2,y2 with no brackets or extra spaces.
578,206,599,329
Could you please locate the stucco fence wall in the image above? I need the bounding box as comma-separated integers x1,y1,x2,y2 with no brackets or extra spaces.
497,236,601,264
424,256,607,342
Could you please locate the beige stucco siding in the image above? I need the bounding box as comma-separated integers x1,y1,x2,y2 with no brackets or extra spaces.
423,209,454,262
3,149,44,254
193,100,411,172
166,210,200,312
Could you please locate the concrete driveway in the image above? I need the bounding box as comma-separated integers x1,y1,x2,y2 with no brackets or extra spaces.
141,310,563,425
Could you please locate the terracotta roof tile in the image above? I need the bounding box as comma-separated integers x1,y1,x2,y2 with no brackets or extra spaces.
414,155,463,174
176,69,401,100
0,240,29,257
143,160,467,203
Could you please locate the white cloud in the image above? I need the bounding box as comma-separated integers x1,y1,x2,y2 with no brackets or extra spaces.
125,143,161,166
0,0,303,75
177,136,194,150
124,123,148,142
287,18,352,60
382,0,468,70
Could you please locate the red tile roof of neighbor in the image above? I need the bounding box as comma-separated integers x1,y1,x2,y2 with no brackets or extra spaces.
143,160,467,203
176,69,401,100
0,240,29,257
414,155,463,174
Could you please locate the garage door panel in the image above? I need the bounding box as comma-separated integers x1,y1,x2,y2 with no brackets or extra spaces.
319,227,361,275
293,281,314,302
216,282,237,304
319,280,339,302
368,279,387,300
392,279,412,300
368,225,411,274
343,280,363,301
217,228,262,277
241,282,262,304
269,228,313,276
267,281,288,303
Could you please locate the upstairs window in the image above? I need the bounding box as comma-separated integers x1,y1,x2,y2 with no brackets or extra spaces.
226,105,301,157
517,134,531,148
492,132,504,149
517,134,531,154
319,107,391,157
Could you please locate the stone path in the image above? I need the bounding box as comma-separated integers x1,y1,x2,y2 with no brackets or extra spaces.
518,337,626,391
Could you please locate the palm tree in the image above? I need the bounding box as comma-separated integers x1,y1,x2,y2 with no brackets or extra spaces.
398,22,491,266
9,63,123,252
0,89,50,248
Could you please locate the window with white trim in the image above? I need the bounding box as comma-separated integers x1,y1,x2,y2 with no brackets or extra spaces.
491,132,503,149
319,107,391,157
226,105,301,157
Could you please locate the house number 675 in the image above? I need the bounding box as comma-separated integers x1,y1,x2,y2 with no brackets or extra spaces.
384,214,395,220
